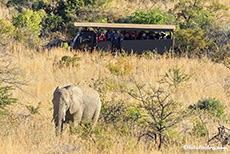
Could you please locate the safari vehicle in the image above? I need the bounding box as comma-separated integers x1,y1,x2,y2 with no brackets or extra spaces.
70,22,175,54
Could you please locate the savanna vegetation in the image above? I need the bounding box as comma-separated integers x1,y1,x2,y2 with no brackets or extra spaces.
0,0,230,153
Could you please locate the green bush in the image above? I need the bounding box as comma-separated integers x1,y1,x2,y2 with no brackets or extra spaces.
172,0,227,30
40,13,63,37
158,65,192,89
171,0,228,55
174,28,210,55
189,98,225,119
56,54,81,68
0,19,15,44
13,9,46,47
26,102,41,115
100,97,142,134
62,42,70,50
127,82,190,149
117,8,175,25
0,85,17,115
191,119,207,137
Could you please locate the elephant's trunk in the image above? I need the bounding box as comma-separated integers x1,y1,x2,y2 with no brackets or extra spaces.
55,117,62,136
55,106,66,136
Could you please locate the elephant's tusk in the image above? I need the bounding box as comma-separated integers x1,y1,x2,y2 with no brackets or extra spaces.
63,108,66,121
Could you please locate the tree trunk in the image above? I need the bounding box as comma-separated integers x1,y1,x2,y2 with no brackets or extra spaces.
158,133,162,150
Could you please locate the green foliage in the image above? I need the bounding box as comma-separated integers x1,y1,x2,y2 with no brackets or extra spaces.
191,119,207,137
0,85,17,115
117,8,175,25
189,98,225,120
32,0,52,12
13,9,46,47
0,19,15,36
172,0,227,30
26,102,41,115
100,97,143,135
56,54,81,68
62,42,70,50
0,19,15,44
127,81,190,149
107,58,133,76
41,13,63,37
66,0,96,8
6,0,35,10
174,28,210,54
158,65,192,89
13,9,46,34
172,0,228,54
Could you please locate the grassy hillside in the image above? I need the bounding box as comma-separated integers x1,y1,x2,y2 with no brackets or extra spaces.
0,0,230,153
0,45,228,153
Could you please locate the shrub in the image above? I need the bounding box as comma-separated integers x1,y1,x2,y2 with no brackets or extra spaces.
191,119,207,137
158,65,192,89
189,98,225,120
0,85,17,115
56,54,81,68
13,9,46,47
0,19,15,44
127,81,190,149
26,102,41,115
62,42,70,50
174,28,210,55
117,8,175,25
107,58,133,76
40,13,64,37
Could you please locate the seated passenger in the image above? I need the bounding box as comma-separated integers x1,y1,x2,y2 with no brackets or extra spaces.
156,32,160,39
105,30,112,41
160,31,167,40
98,30,106,42
124,32,130,40
137,31,143,40
129,31,136,40
149,32,157,40
141,32,147,40
111,30,119,43
119,32,124,41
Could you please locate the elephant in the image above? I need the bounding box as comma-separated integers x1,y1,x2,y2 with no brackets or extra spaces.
51,85,101,135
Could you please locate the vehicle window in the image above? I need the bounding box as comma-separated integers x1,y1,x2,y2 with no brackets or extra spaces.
77,35,92,43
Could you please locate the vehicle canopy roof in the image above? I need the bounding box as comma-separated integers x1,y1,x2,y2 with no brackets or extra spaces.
74,22,176,32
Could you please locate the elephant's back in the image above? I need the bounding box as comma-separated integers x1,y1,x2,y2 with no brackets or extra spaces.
79,85,101,119
79,85,100,99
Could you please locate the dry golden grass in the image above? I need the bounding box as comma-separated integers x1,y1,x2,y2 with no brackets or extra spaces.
0,1,230,153
0,44,228,153
0,4,10,19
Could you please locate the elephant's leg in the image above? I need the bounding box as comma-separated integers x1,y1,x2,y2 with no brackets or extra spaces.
74,110,83,126
69,110,83,133
61,122,64,132
91,108,100,128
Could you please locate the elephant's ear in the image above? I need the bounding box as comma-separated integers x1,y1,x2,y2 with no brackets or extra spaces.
69,87,83,114
52,86,61,104
54,86,61,95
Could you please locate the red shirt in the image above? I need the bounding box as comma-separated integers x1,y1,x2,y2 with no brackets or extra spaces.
130,32,136,40
98,33,106,42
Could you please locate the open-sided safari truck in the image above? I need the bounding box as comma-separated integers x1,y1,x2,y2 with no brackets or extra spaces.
70,22,175,54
